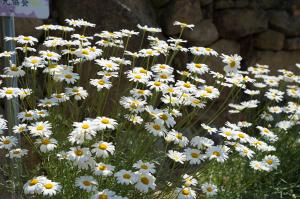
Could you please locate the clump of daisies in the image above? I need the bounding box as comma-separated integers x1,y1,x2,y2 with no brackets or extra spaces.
0,18,299,198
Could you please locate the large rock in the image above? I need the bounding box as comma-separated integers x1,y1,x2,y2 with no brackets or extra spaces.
182,19,219,46
162,0,203,36
215,0,287,9
254,30,285,50
15,18,44,39
214,9,268,39
251,50,300,72
210,39,240,55
151,0,170,8
250,0,287,9
53,0,158,32
215,0,249,9
284,38,300,50
201,0,213,6
269,11,300,37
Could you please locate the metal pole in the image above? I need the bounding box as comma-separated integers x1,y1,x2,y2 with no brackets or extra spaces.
1,16,22,199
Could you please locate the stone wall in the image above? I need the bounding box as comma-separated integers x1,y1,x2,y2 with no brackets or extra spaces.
14,0,300,71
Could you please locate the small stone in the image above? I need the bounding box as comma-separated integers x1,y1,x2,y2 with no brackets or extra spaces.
254,30,285,50
284,38,300,50
214,9,268,39
162,0,203,36
182,19,219,46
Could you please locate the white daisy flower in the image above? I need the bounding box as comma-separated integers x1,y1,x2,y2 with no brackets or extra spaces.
133,160,156,174
0,136,18,150
23,176,47,195
6,148,28,158
201,182,218,196
36,137,57,153
176,186,196,199
167,150,186,164
41,180,61,196
115,170,138,185
135,172,156,193
75,176,98,192
94,162,115,176
91,141,115,158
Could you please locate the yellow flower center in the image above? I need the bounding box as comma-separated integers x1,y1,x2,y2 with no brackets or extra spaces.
5,89,13,95
46,53,53,57
82,123,89,129
134,74,142,79
82,181,91,186
205,48,212,52
36,125,44,131
98,194,108,199
23,36,31,41
31,59,38,64
229,60,236,68
192,99,201,105
64,74,73,79
89,47,96,52
106,63,112,68
41,139,50,145
98,143,108,150
182,188,190,195
183,83,191,88
154,81,161,86
44,183,54,189
29,179,39,186
159,114,168,121
130,101,139,109
3,139,10,145
195,63,202,68
167,88,174,93
137,90,145,94
141,164,148,170
160,74,168,79
81,49,89,55
213,151,221,157
205,87,213,93
153,124,161,130
176,133,183,140
140,69,147,74
159,65,166,69
207,187,213,192
25,113,32,117
98,165,107,171
140,177,149,185
101,118,110,124
10,66,18,71
123,173,131,179
266,159,273,165
98,79,105,85
75,149,83,156
191,152,199,158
